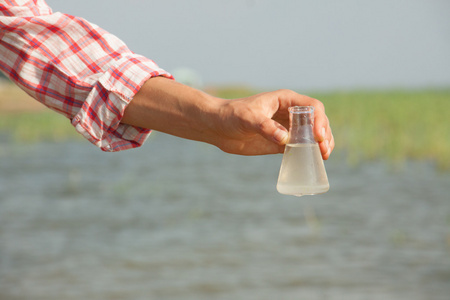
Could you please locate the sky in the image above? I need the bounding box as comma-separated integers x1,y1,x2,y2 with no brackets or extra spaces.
46,0,450,92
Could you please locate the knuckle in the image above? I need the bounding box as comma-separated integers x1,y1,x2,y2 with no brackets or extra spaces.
258,118,272,133
311,98,325,112
276,88,296,97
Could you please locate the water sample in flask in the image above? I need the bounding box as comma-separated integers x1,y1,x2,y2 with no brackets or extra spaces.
277,106,329,197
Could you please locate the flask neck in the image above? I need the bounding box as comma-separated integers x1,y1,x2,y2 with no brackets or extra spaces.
288,106,315,144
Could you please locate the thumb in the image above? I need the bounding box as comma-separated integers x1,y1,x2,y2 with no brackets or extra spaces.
259,119,289,145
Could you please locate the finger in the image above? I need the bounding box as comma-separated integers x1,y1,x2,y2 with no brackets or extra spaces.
319,139,330,159
277,90,325,111
328,133,335,155
319,128,334,160
259,118,289,145
314,113,329,143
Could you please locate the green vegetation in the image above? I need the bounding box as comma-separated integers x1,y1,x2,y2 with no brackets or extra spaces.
0,83,80,142
216,88,450,170
1,85,449,170
314,89,450,170
0,111,79,142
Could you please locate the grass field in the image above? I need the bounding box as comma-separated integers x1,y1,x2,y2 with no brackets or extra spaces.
312,89,450,170
214,87,450,170
1,83,449,170
0,83,81,142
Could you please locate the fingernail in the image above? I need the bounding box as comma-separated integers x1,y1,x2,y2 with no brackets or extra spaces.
274,129,288,144
321,127,326,140
325,140,331,157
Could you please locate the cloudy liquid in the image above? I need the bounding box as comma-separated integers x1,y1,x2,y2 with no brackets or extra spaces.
277,144,329,196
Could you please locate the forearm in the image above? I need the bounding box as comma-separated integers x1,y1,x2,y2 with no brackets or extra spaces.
122,77,227,146
121,78,333,157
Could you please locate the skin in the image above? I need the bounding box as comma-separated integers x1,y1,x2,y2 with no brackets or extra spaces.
122,76,334,159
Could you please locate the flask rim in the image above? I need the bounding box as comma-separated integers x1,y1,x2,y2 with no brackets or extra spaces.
289,106,315,114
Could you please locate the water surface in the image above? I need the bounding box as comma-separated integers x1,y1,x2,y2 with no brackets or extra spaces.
1,133,449,300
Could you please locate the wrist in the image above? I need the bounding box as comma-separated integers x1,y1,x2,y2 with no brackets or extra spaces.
122,76,228,146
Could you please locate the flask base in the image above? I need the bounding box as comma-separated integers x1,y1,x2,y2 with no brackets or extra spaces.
277,184,330,197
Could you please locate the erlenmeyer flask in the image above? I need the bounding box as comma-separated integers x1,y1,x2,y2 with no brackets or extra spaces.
277,106,329,196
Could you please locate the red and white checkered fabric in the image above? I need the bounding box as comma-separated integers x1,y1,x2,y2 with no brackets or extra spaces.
0,0,173,151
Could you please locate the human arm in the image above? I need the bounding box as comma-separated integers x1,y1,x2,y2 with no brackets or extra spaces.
0,1,333,157
123,76,334,158
0,0,172,151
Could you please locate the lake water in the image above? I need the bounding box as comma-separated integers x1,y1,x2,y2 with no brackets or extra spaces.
1,133,449,300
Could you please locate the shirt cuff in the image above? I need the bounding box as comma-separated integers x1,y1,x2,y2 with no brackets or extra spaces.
71,55,173,152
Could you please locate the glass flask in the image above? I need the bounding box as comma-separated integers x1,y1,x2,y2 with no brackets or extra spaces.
276,106,329,196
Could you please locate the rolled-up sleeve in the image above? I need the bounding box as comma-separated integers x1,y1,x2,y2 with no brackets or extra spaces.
0,0,173,151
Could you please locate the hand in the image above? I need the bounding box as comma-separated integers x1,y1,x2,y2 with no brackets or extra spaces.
212,89,334,158
123,77,334,158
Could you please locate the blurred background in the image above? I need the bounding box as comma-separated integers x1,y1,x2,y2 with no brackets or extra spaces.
45,0,450,91
1,0,449,299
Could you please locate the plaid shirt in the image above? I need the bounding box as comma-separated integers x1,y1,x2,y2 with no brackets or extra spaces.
0,0,172,151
